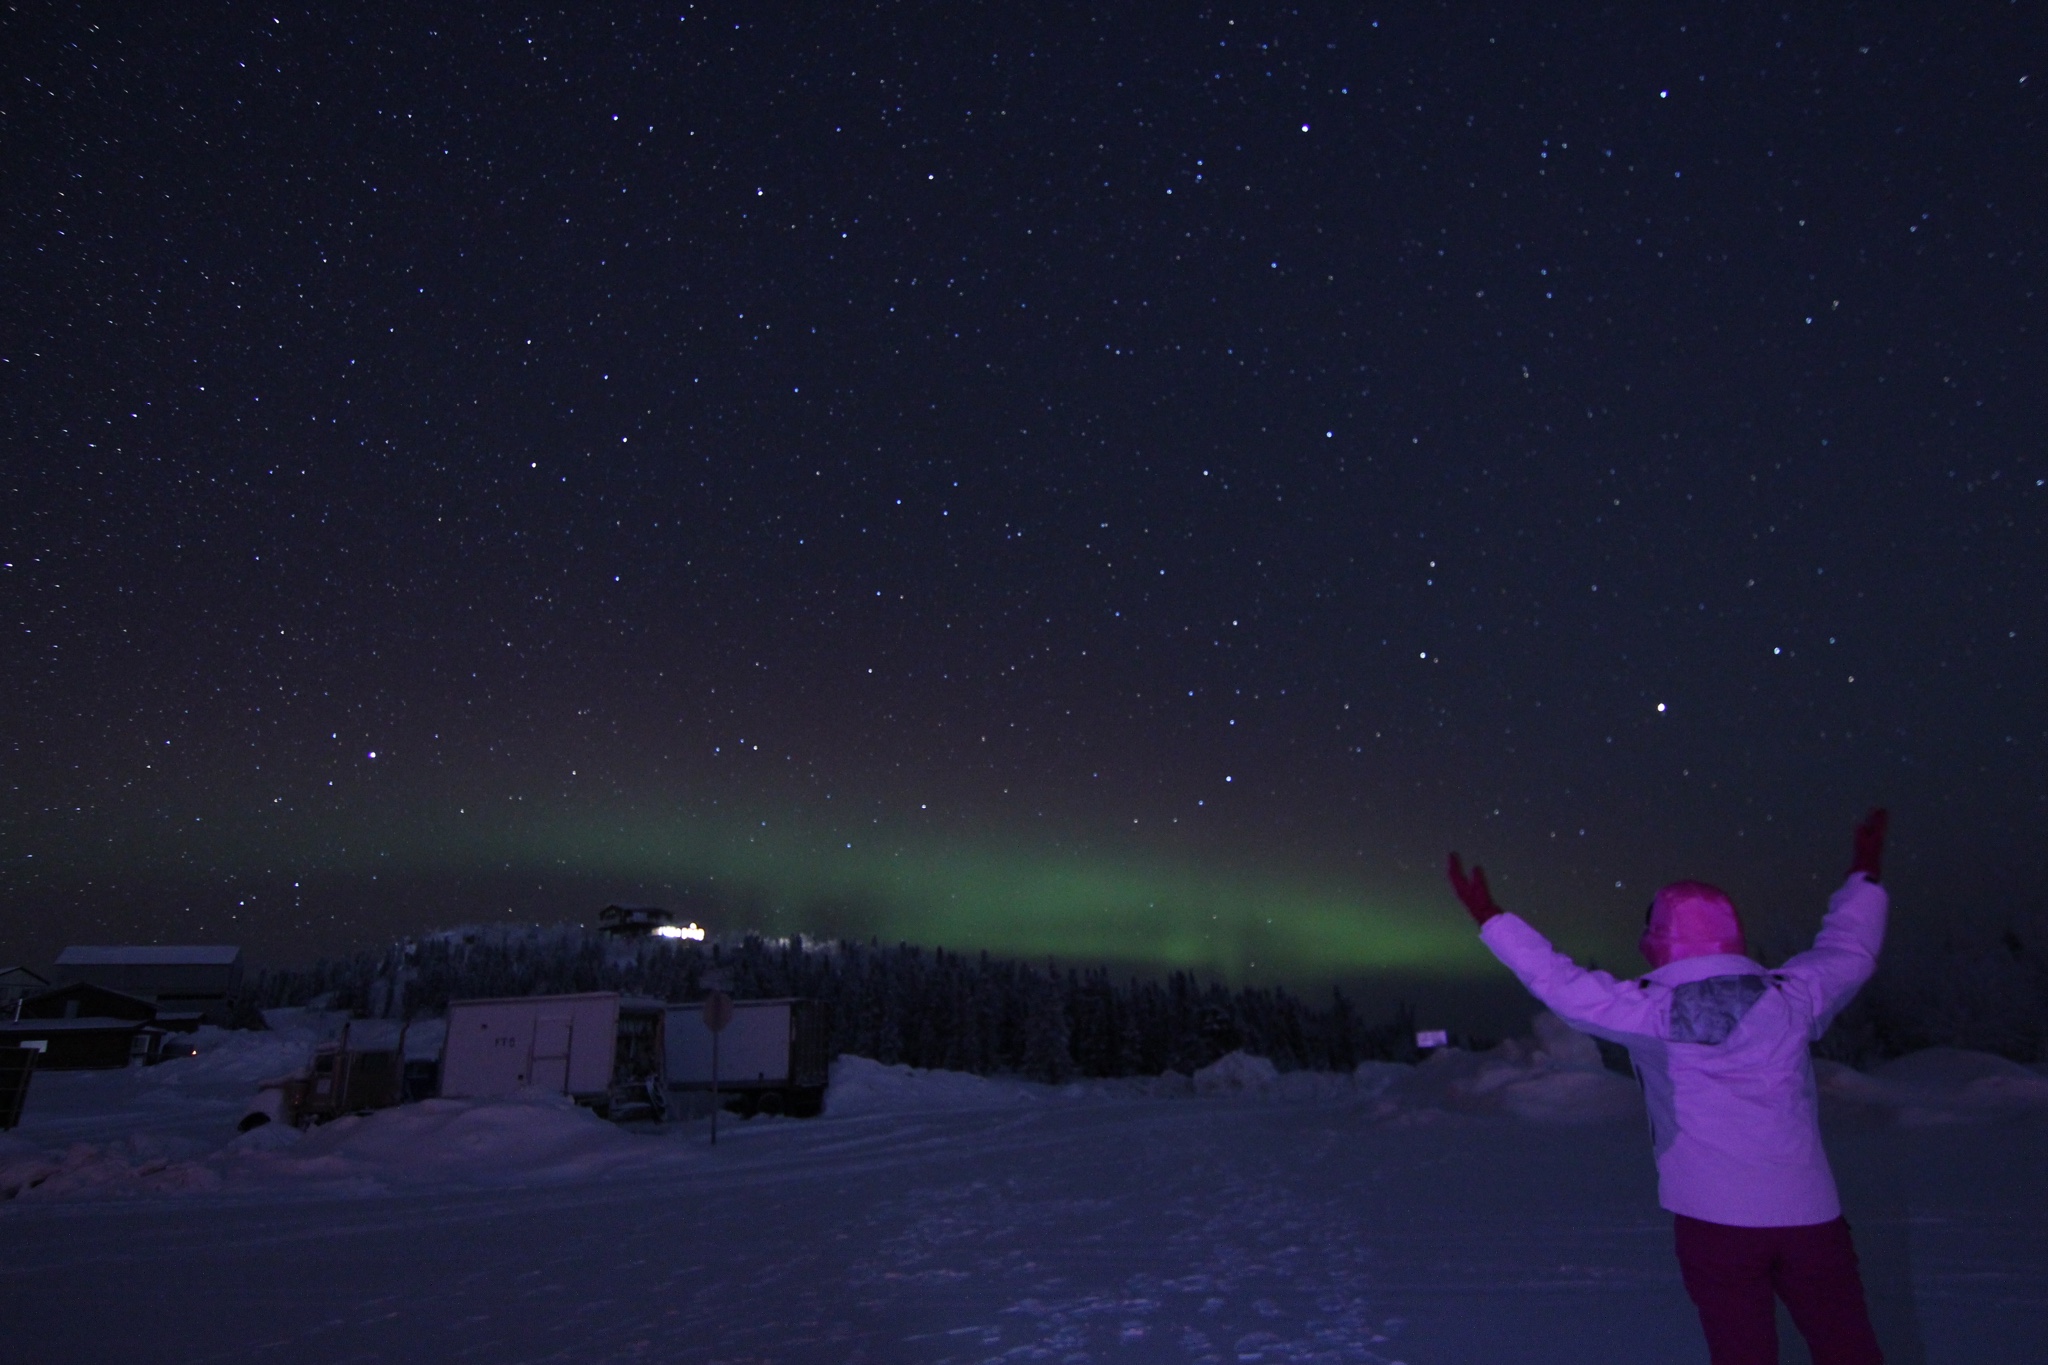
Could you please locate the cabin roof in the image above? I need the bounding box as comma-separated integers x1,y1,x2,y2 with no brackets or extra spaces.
55,945,243,967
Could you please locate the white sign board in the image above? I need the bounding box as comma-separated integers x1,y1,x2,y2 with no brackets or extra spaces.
666,999,793,1087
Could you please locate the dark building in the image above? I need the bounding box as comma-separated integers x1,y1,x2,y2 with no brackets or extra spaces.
3,982,161,1069
16,981,157,1024
1,966,50,1013
0,1048,34,1129
597,905,673,938
52,945,243,1026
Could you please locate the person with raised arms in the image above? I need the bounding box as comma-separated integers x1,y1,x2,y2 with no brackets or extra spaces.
1447,809,1891,1365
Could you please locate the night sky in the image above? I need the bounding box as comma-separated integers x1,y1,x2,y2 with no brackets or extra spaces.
5,4,2044,988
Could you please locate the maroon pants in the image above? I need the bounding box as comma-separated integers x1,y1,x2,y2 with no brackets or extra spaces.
1673,1214,1884,1365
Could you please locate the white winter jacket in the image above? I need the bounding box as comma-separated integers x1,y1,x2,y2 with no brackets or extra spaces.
1478,872,1888,1227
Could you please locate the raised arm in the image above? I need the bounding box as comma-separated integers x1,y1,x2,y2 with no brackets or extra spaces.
1447,851,1661,1044
1849,807,1888,883
1779,808,1890,1033
1446,852,1503,925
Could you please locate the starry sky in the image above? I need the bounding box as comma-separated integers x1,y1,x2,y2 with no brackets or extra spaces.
5,4,2044,989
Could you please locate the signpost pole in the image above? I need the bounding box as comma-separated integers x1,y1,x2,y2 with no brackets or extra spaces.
703,990,734,1147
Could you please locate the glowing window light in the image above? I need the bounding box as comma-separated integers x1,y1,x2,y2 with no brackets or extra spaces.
654,923,706,941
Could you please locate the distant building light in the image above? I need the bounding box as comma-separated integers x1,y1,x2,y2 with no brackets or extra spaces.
654,923,706,941
1415,1029,1450,1050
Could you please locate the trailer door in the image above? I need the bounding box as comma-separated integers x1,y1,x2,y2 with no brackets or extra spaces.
443,1006,533,1096
530,1016,573,1092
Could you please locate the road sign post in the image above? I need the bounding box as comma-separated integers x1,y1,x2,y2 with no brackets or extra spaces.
703,990,734,1145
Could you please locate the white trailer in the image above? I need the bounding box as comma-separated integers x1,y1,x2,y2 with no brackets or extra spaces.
664,998,828,1117
440,993,624,1104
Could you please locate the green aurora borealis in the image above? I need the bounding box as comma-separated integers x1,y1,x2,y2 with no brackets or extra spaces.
33,786,1493,982
350,797,1487,981
495,808,1481,980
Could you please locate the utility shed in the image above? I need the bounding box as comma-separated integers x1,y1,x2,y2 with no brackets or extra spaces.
440,993,623,1103
666,998,828,1116
53,946,244,1025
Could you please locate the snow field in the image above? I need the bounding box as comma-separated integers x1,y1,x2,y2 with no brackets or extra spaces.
2,1015,2044,1363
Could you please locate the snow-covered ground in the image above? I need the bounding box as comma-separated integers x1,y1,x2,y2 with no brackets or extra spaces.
4,1012,2046,1364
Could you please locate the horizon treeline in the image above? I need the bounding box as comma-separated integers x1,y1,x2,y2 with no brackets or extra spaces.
249,927,1427,1081
247,920,2048,1075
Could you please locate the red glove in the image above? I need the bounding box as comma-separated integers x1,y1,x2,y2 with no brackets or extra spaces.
1446,853,1504,926
1850,807,1889,882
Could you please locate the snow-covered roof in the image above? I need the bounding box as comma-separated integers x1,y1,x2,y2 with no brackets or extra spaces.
0,1017,149,1033
343,1019,405,1051
55,945,242,966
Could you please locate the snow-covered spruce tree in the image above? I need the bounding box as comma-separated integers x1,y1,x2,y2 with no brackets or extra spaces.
1021,969,1075,1083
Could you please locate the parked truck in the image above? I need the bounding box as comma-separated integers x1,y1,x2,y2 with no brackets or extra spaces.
664,997,828,1117
242,1016,414,1130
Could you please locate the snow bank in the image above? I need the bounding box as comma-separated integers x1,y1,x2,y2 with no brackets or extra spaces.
1388,1028,1643,1126
1176,1015,1638,1122
9,1014,2041,1207
1819,1047,2048,1125
825,1056,1047,1115
4,1090,686,1202
0,1131,226,1202
251,1090,677,1189
136,1023,324,1089
1467,1012,1642,1124
825,1016,1646,1124
1192,1050,1279,1094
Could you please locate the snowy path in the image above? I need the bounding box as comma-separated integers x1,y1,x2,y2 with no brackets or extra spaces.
6,1085,2046,1364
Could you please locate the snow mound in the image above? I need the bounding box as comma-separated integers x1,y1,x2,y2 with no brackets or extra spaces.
1817,1049,2048,1125
1270,1067,1376,1102
1352,1060,1411,1100
0,1133,60,1200
1492,1068,1643,1124
825,1056,1044,1116
1532,1010,1608,1072
2,1132,225,1202
259,1007,351,1043
1396,1014,1644,1125
1871,1048,2048,1125
403,1016,448,1060
1193,1050,1279,1094
136,1025,320,1088
256,1090,672,1189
